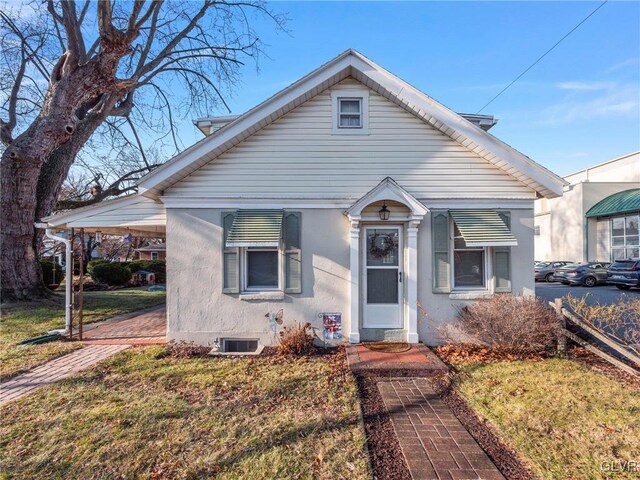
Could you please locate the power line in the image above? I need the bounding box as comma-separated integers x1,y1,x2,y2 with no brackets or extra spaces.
477,0,609,114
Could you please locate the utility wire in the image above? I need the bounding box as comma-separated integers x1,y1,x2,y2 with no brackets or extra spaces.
477,0,609,114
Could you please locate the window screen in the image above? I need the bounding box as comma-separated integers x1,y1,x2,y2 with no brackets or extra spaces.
246,250,278,289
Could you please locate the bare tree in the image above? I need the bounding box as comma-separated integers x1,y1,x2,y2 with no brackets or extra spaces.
0,0,285,301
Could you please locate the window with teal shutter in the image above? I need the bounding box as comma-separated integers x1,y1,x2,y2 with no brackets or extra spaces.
222,212,239,293
283,211,302,293
432,211,451,293
494,212,512,292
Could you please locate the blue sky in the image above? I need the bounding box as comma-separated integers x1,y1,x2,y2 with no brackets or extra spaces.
181,1,640,177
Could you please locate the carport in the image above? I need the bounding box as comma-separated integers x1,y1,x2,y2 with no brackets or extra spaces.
38,194,166,339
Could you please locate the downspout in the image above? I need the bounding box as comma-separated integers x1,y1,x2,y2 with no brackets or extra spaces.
35,223,72,334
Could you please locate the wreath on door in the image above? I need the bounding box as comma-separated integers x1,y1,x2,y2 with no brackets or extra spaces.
369,233,395,259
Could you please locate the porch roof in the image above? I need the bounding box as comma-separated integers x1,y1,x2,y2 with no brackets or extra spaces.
41,194,166,237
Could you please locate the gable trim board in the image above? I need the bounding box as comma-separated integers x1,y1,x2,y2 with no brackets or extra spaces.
137,49,566,200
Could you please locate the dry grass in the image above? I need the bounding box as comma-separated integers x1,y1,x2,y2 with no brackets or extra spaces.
0,288,166,379
455,294,558,354
454,358,640,479
564,293,640,353
0,346,370,480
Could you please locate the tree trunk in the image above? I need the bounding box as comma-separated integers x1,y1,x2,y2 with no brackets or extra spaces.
1,58,121,301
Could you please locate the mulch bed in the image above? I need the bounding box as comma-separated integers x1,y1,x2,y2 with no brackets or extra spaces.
353,370,412,480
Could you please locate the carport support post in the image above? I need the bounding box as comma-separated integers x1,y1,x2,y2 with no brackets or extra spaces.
69,228,75,339
78,228,84,340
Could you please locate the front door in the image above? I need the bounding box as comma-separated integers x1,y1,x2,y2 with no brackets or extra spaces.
363,226,403,329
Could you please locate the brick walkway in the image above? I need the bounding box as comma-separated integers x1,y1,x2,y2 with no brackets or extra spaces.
0,345,129,405
81,306,166,345
378,379,504,480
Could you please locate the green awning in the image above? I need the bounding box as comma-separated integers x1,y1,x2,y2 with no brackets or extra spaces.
226,209,284,247
585,189,640,218
450,209,517,247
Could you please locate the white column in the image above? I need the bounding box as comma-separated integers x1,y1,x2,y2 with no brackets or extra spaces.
348,219,360,343
406,220,420,343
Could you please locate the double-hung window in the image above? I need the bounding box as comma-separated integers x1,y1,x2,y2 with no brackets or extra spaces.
244,248,279,291
453,223,486,289
338,98,362,128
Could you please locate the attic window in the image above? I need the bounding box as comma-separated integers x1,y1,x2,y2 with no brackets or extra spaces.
331,89,369,135
338,98,362,128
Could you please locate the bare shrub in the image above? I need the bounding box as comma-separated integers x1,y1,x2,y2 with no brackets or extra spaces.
456,294,558,354
278,322,315,356
565,294,640,354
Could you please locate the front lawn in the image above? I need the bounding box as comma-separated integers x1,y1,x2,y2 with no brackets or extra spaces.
0,347,370,479
0,288,166,379
452,358,640,479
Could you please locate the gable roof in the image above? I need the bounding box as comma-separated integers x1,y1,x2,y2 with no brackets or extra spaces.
346,177,428,219
138,49,566,199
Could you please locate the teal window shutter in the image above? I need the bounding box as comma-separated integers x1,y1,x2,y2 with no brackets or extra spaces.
495,212,511,292
222,212,239,293
494,247,512,292
283,211,302,294
432,211,451,293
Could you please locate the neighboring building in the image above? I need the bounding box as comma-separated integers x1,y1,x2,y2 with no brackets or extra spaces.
135,243,166,261
42,50,565,347
535,151,640,263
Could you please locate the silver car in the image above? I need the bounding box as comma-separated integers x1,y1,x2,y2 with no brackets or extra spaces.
534,261,573,282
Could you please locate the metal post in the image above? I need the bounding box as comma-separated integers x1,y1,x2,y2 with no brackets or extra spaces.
78,228,84,340
70,228,75,339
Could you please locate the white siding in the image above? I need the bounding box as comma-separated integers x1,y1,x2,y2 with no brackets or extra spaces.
167,78,536,199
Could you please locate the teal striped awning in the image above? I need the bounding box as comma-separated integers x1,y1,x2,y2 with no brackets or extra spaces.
585,189,640,218
450,210,518,247
226,209,284,247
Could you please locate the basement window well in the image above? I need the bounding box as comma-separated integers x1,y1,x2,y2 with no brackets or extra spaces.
210,338,263,356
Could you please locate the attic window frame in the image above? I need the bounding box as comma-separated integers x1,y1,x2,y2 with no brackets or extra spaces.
331,89,369,135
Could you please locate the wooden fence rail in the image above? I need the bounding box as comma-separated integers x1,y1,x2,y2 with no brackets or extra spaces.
552,298,639,377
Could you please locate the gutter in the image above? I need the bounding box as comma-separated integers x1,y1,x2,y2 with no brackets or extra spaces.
35,223,72,334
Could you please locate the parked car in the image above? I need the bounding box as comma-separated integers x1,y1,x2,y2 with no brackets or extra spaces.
553,262,611,287
534,261,573,282
607,259,640,290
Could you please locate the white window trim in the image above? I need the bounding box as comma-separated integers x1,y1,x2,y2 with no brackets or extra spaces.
331,89,369,135
151,252,159,260
241,246,282,293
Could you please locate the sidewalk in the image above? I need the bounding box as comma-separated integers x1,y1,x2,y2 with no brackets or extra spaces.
0,345,129,405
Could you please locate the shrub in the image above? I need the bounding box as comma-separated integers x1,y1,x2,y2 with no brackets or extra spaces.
40,261,63,289
278,322,315,356
87,259,110,276
90,262,132,286
456,294,558,354
565,293,640,354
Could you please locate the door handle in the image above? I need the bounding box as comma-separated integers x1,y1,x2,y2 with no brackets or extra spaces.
398,271,402,283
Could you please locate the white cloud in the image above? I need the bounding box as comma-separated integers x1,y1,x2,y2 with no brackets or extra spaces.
538,84,640,126
557,81,616,91
605,58,640,73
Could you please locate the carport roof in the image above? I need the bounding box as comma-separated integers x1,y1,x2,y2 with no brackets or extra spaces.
585,189,640,218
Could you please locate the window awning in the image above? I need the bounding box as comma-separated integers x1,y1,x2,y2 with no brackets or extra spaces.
450,209,518,247
226,209,284,247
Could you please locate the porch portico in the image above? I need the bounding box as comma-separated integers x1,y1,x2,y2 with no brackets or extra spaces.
344,177,428,344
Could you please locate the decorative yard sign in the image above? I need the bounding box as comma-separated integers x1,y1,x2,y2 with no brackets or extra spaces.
321,313,342,346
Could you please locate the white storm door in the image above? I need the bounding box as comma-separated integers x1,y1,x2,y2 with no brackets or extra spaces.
362,226,403,329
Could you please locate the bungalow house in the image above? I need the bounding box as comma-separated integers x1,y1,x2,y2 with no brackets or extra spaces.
42,50,565,349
